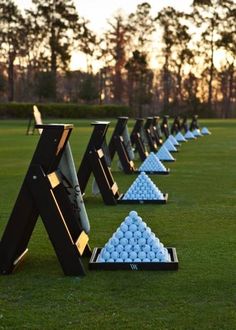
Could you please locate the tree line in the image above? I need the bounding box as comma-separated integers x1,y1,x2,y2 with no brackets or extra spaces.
0,0,235,117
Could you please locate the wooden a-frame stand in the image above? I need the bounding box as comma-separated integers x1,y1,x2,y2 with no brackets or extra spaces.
161,115,170,139
152,116,163,146
171,116,181,135
0,124,91,276
130,118,148,161
108,117,136,174
180,116,189,133
144,117,159,152
190,115,199,131
77,122,120,205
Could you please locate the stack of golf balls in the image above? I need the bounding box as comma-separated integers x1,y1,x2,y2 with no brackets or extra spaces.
201,127,211,135
139,152,168,173
122,172,165,200
184,130,196,140
97,211,171,263
168,134,180,146
156,145,175,161
192,128,202,137
175,132,187,142
163,138,177,152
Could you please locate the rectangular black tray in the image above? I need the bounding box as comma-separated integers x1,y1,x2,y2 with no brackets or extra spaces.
160,159,176,162
137,169,170,175
117,193,168,204
89,247,178,271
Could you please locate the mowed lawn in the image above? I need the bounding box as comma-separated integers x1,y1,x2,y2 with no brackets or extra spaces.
0,119,236,330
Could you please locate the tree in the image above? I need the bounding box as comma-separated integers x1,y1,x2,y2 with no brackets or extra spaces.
101,12,130,103
30,0,79,99
192,0,225,110
128,2,155,54
78,73,99,103
155,7,194,109
0,1,26,101
216,0,236,117
125,50,153,116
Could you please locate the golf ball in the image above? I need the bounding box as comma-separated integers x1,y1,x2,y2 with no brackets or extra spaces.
111,251,119,260
125,244,132,253
120,223,128,232
129,211,138,218
134,230,142,239
125,231,133,240
130,224,137,232
129,251,137,260
116,244,123,253
115,229,124,239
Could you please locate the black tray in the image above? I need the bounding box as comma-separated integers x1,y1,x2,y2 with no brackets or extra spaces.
137,168,170,175
117,193,168,204
89,247,178,271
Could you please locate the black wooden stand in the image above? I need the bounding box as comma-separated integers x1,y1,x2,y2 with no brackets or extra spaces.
108,117,136,174
144,117,158,152
0,124,91,276
77,122,120,205
161,115,170,139
130,118,148,161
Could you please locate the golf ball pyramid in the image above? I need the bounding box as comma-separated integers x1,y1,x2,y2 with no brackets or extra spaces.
122,172,165,200
139,152,168,173
168,134,180,146
184,130,196,140
97,210,171,263
156,145,175,161
163,138,177,152
192,129,202,137
201,127,211,135
175,132,187,142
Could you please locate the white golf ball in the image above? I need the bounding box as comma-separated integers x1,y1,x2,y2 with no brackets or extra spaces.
138,251,146,260
125,231,133,240
133,244,140,253
134,230,142,239
138,237,146,246
120,251,128,260
102,250,110,260
129,237,137,246
116,244,123,253
106,243,115,253
130,224,137,232
125,244,132,253
143,244,151,253
124,216,133,225
120,237,128,246
111,237,119,247
115,229,124,239
129,251,137,260
148,251,155,260
111,251,119,260
120,223,129,232
129,211,138,218
139,222,147,232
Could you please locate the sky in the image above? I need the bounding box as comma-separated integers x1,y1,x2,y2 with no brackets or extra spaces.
16,0,193,31
16,0,194,70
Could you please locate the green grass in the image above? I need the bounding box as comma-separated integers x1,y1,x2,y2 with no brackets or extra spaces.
0,119,236,329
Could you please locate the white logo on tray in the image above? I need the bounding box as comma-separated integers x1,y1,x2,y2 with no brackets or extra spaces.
130,264,138,270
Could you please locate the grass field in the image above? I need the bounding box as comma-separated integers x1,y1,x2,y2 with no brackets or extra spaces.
0,119,236,330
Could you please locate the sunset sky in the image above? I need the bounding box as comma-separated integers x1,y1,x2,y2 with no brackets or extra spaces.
15,0,225,71
17,0,193,32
